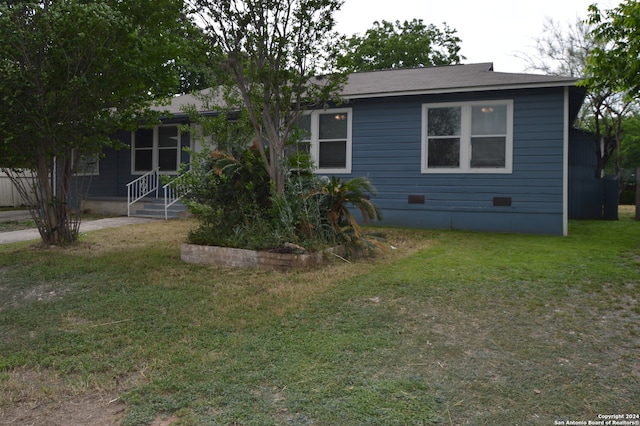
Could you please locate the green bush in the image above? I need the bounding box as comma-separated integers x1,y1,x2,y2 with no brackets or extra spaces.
181,143,382,254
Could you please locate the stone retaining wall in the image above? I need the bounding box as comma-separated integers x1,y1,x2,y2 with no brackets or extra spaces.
180,243,326,271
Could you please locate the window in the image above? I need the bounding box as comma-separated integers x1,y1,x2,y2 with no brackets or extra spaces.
296,108,352,174
422,100,513,173
132,125,181,174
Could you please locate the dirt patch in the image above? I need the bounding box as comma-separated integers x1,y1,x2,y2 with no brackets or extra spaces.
0,282,72,311
0,368,126,426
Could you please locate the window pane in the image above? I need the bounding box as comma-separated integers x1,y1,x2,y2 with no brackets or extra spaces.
158,126,178,148
319,113,347,140
428,107,461,136
158,149,178,171
428,138,460,168
135,128,153,148
471,105,507,135
135,150,153,172
319,140,346,168
471,137,506,167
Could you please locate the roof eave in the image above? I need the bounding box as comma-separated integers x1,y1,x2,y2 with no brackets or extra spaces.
341,81,579,101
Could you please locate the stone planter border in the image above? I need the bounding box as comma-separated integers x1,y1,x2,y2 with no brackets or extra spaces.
180,243,331,271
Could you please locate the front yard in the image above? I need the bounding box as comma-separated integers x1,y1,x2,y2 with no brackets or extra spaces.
0,210,638,425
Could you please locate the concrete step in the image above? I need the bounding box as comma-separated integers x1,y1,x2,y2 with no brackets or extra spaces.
130,198,187,219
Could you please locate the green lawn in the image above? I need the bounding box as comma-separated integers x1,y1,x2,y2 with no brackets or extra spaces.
0,212,638,425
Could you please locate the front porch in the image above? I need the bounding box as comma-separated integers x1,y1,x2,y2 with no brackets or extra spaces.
82,196,187,219
83,168,190,219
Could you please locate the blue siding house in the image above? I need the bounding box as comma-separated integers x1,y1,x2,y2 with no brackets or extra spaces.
82,63,592,235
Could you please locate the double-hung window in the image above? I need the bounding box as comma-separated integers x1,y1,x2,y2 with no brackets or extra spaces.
422,100,513,173
296,108,352,174
132,125,181,174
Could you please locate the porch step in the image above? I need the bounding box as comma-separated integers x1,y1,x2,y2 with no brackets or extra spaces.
131,198,187,219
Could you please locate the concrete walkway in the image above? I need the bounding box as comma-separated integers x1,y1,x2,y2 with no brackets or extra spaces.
0,211,155,245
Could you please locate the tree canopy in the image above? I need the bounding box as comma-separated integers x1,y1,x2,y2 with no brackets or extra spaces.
189,0,347,195
337,19,464,72
584,0,640,100
0,0,197,244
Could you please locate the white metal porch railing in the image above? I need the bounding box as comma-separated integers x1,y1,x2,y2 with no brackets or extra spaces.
126,168,160,217
162,170,191,220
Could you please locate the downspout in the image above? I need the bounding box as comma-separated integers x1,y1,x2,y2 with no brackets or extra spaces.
563,86,569,236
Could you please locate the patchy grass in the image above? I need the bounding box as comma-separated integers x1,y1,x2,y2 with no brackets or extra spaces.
0,219,36,233
0,213,638,425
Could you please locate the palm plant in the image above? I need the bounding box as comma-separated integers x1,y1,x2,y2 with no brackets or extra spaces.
320,176,383,240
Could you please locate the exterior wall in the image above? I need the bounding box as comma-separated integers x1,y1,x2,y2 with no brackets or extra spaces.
79,126,191,199
335,88,569,235
568,129,604,219
82,87,572,235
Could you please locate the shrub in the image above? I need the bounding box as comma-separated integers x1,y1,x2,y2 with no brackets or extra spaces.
181,139,382,254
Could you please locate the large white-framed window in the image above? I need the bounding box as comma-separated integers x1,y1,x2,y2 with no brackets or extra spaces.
296,108,352,174
131,125,181,175
421,100,513,174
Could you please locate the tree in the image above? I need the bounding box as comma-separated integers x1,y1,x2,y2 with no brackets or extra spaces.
522,15,637,178
188,0,347,195
581,1,640,178
337,19,464,72
584,1,640,100
0,0,194,245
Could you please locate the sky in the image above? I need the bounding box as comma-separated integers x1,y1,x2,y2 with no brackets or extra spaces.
334,0,615,73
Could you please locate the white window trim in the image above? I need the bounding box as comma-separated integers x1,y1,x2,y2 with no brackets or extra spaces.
303,108,353,174
131,125,181,175
421,100,513,174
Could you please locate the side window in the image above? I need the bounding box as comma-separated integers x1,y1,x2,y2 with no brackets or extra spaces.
422,101,512,174
293,108,352,174
318,112,349,170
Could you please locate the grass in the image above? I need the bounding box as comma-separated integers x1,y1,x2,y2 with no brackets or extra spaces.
0,209,639,425
0,220,36,232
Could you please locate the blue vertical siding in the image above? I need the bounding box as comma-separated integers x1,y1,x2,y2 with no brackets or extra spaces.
340,88,569,235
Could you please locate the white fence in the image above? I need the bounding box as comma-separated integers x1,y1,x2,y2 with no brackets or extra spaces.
0,171,32,207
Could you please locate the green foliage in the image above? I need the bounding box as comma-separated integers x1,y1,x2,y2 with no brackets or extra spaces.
338,19,464,72
189,0,347,194
184,144,275,249
315,176,383,245
0,0,198,245
620,114,640,169
182,141,382,252
585,0,640,99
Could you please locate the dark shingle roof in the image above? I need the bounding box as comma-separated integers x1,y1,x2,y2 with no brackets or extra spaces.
339,62,580,99
161,63,582,115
